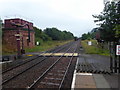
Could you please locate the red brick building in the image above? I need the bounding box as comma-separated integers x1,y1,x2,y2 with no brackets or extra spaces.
3,18,35,51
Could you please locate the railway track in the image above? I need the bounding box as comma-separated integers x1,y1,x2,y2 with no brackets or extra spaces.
2,41,73,74
27,42,78,89
2,41,74,84
2,40,79,88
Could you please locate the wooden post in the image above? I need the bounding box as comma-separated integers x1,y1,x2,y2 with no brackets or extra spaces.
110,42,113,72
118,40,120,73
114,42,117,73
119,56,120,73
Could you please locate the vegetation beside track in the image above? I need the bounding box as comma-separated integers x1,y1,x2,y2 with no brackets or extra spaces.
25,40,73,52
81,40,110,56
2,26,75,55
2,40,73,55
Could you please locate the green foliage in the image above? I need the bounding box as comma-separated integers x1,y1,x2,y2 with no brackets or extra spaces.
93,1,120,42
34,27,74,42
0,18,2,38
44,27,74,40
34,27,52,43
115,25,120,38
81,33,89,40
81,28,98,40
81,40,110,56
35,38,43,45
3,25,74,54
25,40,72,52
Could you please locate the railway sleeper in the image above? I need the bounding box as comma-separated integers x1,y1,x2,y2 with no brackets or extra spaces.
56,70,65,73
40,82,60,86
48,73,64,76
50,70,65,73
45,77,62,81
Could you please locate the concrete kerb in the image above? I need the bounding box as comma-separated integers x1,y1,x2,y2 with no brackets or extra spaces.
71,56,79,90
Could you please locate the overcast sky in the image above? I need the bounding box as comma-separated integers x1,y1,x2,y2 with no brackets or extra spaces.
0,0,104,37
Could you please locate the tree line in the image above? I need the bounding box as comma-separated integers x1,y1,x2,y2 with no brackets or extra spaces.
81,1,120,43
34,27,74,43
44,28,74,40
81,28,98,40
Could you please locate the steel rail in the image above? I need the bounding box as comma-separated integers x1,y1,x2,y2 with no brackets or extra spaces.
27,43,74,89
58,44,77,89
2,41,74,85
2,56,40,74
47,41,73,53
2,41,72,74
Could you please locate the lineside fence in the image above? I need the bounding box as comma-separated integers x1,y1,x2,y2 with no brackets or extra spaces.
109,41,120,73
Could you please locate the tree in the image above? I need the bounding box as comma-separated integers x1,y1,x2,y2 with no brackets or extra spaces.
0,18,2,38
93,1,120,42
34,27,52,43
81,32,91,40
44,27,74,40
115,25,120,38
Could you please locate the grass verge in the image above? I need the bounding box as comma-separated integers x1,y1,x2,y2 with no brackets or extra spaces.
2,40,73,55
25,40,73,53
81,40,110,56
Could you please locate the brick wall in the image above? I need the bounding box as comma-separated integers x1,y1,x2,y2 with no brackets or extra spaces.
3,18,35,51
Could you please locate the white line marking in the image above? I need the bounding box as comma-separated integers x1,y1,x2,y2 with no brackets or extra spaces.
76,73,92,75
71,57,79,89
